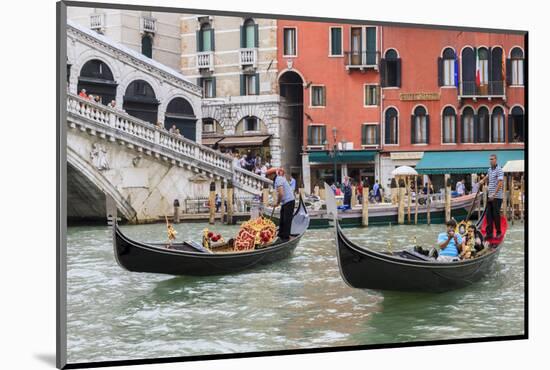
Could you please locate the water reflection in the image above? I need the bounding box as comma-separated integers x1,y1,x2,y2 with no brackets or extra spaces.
66,222,524,363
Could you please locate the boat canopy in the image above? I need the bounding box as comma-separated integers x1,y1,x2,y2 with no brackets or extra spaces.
415,150,524,174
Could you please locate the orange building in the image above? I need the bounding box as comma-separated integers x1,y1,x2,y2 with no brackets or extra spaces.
276,20,526,193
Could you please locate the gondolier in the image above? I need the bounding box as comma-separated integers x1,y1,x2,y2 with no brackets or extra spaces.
478,154,504,239
267,168,295,241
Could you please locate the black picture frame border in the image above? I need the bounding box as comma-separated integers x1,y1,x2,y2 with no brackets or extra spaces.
56,1,529,369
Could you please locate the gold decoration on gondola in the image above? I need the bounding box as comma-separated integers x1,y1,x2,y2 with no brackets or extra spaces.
234,217,277,251
165,216,177,246
456,220,471,236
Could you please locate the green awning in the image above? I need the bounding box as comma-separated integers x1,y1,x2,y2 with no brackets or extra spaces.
309,150,377,163
416,150,524,174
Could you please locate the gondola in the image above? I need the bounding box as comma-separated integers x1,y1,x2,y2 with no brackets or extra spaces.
111,196,310,276
324,183,507,293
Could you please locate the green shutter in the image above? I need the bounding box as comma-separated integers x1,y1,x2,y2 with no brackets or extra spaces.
254,24,259,48
210,29,215,51
396,58,402,87
375,125,380,144
411,115,416,144
437,57,444,86
321,126,327,145
322,87,326,106
366,27,376,64
361,125,367,145
211,77,216,98
196,30,202,52
307,126,313,145
240,26,245,48
380,59,386,87
331,28,342,55
255,73,260,95
425,115,430,144
240,74,245,96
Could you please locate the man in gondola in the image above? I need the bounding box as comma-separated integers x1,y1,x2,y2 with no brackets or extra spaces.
477,154,504,239
267,167,295,242
436,219,463,262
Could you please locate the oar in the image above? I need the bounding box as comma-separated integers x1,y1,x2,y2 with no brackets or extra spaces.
465,187,482,222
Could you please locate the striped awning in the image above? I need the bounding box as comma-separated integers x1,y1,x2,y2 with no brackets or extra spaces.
416,150,524,174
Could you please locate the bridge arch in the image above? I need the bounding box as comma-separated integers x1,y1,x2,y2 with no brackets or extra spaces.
67,147,137,222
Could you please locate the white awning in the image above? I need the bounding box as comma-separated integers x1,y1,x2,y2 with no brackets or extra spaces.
503,160,524,173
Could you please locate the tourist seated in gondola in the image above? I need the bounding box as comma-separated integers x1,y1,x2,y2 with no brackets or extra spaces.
460,224,483,259
436,220,463,262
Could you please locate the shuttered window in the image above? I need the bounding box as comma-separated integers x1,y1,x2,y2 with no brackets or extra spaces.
364,85,379,106
412,106,429,144
491,107,505,143
477,107,490,143
311,86,326,107
510,48,524,86
509,106,524,143
330,27,342,56
308,125,326,145
361,124,379,145
283,28,297,56
384,108,399,145
200,77,216,98
241,74,259,95
442,106,456,143
461,107,475,143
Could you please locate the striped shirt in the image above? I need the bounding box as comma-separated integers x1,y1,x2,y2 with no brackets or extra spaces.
487,165,504,199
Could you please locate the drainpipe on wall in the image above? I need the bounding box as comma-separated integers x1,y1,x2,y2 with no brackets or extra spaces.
378,26,384,186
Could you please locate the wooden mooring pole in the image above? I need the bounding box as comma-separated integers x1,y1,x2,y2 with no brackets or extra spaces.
227,180,234,225
444,174,451,223
209,181,216,225
362,179,369,227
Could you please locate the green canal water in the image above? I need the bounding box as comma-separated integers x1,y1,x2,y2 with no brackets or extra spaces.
66,222,525,364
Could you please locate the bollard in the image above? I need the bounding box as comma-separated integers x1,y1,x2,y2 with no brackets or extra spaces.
362,179,369,227
227,180,234,225
391,178,398,205
398,178,406,225
209,182,216,225
444,174,451,223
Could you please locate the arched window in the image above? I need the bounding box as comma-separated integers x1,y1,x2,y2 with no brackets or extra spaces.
165,97,197,141
477,107,490,143
123,80,159,124
509,106,524,143
78,59,117,105
382,49,401,87
439,48,456,87
384,107,399,145
461,107,475,143
442,106,456,143
509,47,524,86
411,106,429,144
202,118,221,135
197,22,214,52
141,35,153,58
461,47,475,95
241,18,258,48
478,47,489,88
491,107,505,143
491,47,504,94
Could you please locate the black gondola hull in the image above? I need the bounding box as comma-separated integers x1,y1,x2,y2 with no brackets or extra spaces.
336,226,501,293
112,196,309,276
115,230,302,276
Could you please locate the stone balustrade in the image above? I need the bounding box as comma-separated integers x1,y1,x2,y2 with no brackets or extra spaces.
239,48,257,67
66,93,272,193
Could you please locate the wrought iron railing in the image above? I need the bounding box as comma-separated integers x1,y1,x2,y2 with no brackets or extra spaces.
459,80,506,97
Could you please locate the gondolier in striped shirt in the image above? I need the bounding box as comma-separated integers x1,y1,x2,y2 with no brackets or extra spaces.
478,154,504,239
267,168,295,242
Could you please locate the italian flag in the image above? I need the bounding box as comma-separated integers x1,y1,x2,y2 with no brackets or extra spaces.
475,48,481,86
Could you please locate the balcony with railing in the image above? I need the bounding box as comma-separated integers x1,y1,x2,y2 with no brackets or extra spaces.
90,13,105,33
239,48,258,68
196,51,214,71
459,80,506,99
344,51,380,71
140,16,157,34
